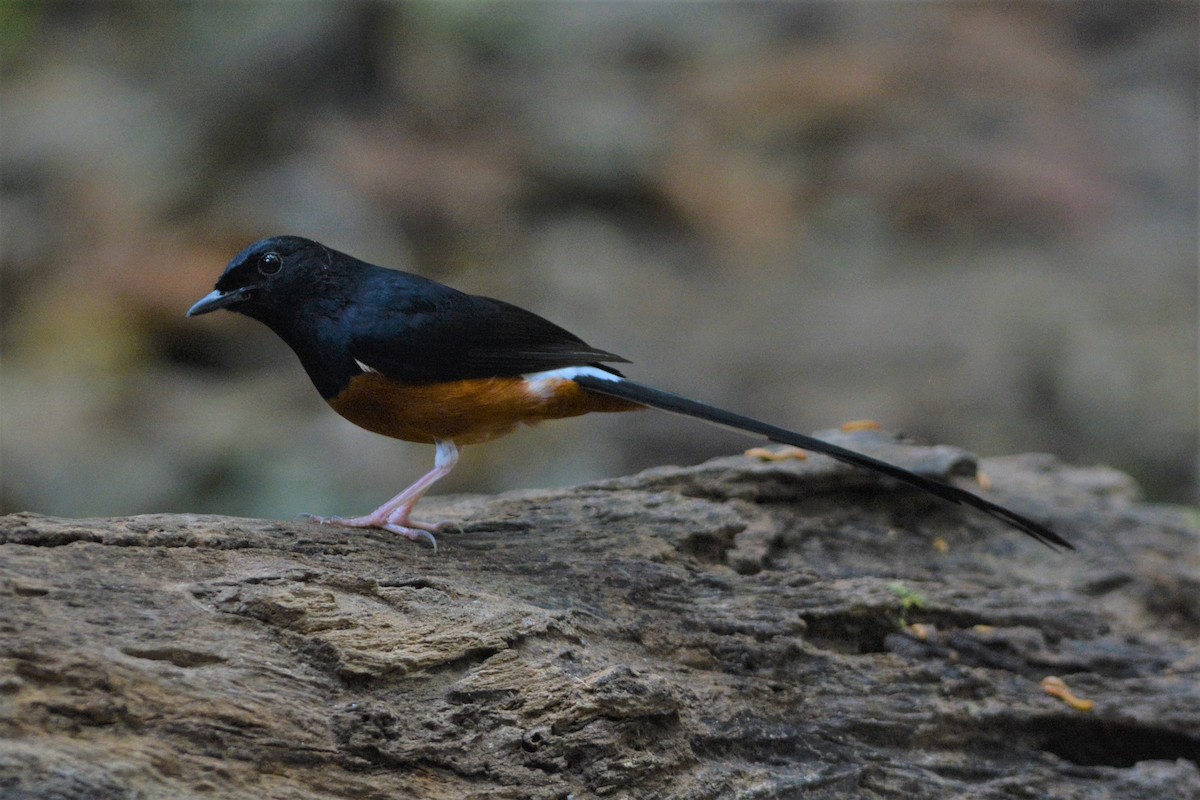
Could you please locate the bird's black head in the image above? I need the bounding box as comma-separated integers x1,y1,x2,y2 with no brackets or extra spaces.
187,236,336,323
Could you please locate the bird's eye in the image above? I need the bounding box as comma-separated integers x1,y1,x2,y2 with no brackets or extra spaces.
258,252,282,275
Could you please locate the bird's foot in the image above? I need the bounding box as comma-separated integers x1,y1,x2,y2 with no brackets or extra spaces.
301,512,448,550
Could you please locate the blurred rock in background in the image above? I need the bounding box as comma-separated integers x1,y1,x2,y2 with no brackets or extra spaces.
1,2,1196,518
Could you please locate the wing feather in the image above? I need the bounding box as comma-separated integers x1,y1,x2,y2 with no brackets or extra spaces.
346,271,627,384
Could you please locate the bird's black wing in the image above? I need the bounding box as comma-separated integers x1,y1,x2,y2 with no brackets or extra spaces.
346,269,628,384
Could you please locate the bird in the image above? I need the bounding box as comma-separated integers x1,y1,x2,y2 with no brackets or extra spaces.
188,235,1072,551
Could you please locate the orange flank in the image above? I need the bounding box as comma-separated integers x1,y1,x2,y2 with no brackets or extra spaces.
328,374,642,445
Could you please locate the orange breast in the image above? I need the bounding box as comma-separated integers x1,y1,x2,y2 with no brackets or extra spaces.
327,374,642,445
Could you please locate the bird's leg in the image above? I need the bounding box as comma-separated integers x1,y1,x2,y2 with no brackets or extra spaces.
360,440,460,528
309,440,460,547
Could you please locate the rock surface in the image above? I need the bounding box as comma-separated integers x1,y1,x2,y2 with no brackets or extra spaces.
1,435,1197,799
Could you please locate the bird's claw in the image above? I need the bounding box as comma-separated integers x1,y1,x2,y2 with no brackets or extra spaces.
382,524,439,550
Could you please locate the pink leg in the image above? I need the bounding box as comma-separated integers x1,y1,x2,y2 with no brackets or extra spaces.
308,440,460,548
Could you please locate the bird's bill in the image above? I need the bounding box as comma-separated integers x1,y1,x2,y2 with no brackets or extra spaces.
187,286,252,317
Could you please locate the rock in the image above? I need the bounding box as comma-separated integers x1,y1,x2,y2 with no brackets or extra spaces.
1,439,1197,799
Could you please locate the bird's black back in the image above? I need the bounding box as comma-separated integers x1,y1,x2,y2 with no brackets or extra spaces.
214,236,628,398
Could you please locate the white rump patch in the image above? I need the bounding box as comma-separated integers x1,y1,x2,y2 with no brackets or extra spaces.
354,358,380,374
522,366,622,399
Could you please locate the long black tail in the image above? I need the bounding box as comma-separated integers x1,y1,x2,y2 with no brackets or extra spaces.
574,375,1072,551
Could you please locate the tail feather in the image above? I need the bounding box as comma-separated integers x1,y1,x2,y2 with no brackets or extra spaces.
574,375,1072,551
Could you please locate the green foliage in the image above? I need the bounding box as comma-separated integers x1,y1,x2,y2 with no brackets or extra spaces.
888,581,927,627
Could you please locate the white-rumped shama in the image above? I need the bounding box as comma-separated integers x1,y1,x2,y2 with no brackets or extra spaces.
188,236,1071,551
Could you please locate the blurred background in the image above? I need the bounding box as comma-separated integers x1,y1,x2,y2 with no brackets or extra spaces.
1,2,1196,520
